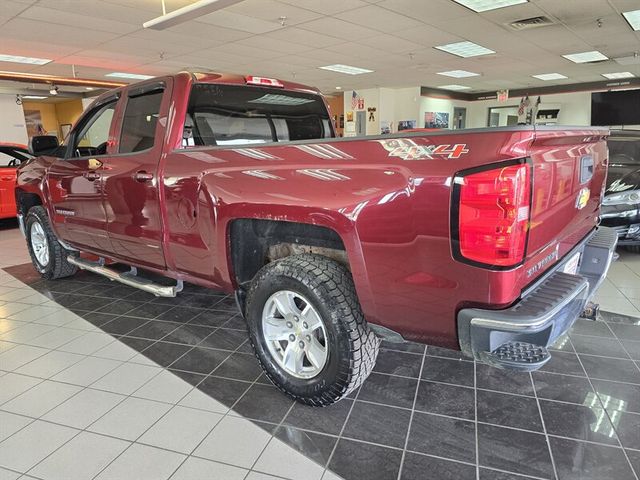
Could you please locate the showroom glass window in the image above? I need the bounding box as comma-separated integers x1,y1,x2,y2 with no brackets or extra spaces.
71,101,116,157
184,84,333,147
119,90,164,153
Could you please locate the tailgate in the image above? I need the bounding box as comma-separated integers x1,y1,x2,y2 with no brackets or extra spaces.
0,167,18,217
524,128,609,280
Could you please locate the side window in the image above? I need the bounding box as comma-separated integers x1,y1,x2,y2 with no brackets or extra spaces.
72,101,116,157
119,90,164,154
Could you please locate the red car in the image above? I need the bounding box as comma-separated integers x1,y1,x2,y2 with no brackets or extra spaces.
0,143,32,219
16,72,616,405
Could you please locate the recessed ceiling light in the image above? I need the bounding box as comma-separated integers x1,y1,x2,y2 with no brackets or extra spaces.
601,72,635,79
562,51,608,63
437,70,480,78
22,95,47,100
622,9,640,31
105,72,154,80
0,54,51,65
319,64,374,75
452,0,528,12
438,84,471,90
85,87,95,91
532,73,568,81
335,86,342,90
434,41,495,58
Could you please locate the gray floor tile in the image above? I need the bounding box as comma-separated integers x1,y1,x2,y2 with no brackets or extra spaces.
0,411,32,442
194,415,271,468
0,467,21,480
42,388,125,429
0,344,49,371
169,457,247,480
28,431,129,480
254,437,325,480
14,350,84,379
0,420,77,473
87,396,171,441
94,443,185,480
51,356,122,386
1,380,82,418
91,362,161,395
138,405,223,454
0,373,41,405
132,370,193,404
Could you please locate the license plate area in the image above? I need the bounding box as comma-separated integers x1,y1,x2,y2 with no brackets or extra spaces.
563,251,581,275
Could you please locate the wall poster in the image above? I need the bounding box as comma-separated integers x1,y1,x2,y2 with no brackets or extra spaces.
398,120,417,131
424,112,449,129
24,109,45,139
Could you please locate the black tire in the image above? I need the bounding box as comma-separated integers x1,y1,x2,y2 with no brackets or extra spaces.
245,254,379,406
25,206,78,280
625,245,640,254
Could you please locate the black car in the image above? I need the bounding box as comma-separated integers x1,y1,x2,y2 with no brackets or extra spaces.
601,130,640,252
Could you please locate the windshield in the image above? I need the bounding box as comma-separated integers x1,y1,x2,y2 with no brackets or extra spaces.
608,136,640,165
184,83,333,147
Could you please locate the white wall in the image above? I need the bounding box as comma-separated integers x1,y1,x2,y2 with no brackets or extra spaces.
0,94,28,144
343,88,380,136
466,91,592,128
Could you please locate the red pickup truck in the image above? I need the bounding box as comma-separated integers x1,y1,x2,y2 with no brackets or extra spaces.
16,72,616,405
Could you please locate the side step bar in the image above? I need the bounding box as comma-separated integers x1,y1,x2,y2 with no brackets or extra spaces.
67,256,183,297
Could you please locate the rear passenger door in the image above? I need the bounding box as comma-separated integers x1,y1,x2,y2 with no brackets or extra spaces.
102,80,170,269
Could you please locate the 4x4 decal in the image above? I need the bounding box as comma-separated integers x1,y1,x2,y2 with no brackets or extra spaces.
377,139,469,160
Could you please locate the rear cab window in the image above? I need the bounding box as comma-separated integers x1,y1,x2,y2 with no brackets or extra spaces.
119,89,164,153
183,84,333,147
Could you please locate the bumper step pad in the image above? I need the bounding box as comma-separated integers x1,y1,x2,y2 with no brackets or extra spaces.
489,341,550,369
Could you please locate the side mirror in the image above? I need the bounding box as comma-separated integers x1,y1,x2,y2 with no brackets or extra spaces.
29,135,59,156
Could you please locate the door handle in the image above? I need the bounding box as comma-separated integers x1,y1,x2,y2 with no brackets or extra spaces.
134,171,154,183
83,172,101,181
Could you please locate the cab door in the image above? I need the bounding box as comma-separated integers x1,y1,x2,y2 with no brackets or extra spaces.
46,97,119,253
101,81,169,269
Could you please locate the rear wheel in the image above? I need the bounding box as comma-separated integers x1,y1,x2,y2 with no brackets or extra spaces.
25,206,78,280
245,254,379,406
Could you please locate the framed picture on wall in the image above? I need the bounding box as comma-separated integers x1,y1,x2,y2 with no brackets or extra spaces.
60,123,72,140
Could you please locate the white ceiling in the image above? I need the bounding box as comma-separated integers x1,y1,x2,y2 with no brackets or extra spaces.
1,0,639,94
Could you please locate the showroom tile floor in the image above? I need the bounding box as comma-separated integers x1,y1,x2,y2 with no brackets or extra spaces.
1,221,640,480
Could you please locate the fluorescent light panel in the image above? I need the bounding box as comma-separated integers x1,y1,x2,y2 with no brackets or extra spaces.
143,0,245,30
438,84,471,90
435,41,495,58
22,95,47,99
106,72,154,80
622,9,640,31
452,0,527,12
602,72,635,79
437,70,480,78
319,64,373,75
532,73,567,80
562,50,608,63
0,54,51,65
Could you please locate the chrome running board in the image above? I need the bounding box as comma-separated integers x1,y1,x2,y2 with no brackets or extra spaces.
67,256,183,297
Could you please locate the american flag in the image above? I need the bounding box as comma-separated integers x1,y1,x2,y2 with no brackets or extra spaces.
351,90,359,109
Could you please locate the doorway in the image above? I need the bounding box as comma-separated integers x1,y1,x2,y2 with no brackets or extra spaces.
453,107,466,129
356,111,366,136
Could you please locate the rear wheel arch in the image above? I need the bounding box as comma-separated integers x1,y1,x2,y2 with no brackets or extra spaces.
228,219,350,306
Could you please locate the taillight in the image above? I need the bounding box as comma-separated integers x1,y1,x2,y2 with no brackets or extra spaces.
453,162,531,268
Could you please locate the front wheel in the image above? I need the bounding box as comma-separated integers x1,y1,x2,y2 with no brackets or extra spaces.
245,254,379,406
25,206,78,280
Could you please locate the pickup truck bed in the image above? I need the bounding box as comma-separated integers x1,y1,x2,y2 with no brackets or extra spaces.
15,72,616,405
